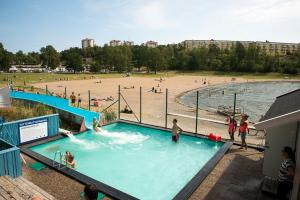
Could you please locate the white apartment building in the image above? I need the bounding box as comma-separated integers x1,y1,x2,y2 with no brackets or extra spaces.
109,40,122,47
81,38,95,48
182,40,300,56
145,40,158,48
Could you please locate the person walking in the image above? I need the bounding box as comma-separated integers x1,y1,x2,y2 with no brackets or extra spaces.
227,115,237,141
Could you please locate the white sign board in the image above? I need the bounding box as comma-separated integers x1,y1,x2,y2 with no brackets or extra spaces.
19,118,48,143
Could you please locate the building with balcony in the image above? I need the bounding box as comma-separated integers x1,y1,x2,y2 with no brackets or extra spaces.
81,38,95,48
145,40,158,48
109,40,122,47
182,39,300,56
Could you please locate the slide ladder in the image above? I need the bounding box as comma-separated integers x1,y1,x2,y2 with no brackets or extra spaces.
52,151,66,169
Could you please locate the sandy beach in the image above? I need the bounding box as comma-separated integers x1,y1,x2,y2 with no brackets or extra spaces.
33,75,266,145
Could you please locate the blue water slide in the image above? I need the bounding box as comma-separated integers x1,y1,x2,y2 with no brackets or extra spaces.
10,91,100,130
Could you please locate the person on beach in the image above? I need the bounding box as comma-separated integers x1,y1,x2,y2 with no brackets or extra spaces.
77,93,82,107
70,92,76,106
172,119,183,142
277,146,295,200
93,117,100,132
227,115,237,141
238,114,249,150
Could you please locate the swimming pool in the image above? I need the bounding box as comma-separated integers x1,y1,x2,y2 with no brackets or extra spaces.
26,122,230,200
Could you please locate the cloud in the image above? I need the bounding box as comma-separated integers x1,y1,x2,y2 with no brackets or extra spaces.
226,0,300,23
131,1,178,30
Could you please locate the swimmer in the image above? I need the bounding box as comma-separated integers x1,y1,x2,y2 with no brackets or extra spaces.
171,119,183,142
65,151,76,168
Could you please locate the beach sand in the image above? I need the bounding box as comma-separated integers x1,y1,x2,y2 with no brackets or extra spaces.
33,75,265,145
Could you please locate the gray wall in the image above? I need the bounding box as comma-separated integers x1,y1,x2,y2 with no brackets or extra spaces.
264,122,297,178
291,122,300,200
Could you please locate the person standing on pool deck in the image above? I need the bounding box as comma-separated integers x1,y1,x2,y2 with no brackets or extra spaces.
172,119,183,142
227,115,237,141
238,114,249,150
70,92,76,106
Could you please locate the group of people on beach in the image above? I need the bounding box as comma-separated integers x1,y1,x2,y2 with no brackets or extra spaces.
70,92,82,107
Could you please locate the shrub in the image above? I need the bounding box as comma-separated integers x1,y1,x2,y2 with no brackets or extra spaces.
102,109,117,123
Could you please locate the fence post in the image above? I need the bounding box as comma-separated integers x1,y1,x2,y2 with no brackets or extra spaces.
165,88,168,128
46,85,48,95
118,85,121,120
140,87,142,123
88,90,91,111
233,93,237,119
195,91,199,134
64,87,67,99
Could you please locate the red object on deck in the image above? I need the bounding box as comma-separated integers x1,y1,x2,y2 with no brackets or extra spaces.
208,133,221,141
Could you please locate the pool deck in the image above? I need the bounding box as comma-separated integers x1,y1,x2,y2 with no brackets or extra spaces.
0,175,56,200
20,145,276,200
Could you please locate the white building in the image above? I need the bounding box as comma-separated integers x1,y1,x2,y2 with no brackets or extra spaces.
82,38,95,48
123,41,134,46
109,40,122,47
255,89,300,200
145,40,158,48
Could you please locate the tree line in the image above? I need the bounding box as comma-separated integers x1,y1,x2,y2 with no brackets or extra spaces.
1,41,300,74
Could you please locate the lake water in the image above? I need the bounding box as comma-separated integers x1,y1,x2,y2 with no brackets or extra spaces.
180,81,300,122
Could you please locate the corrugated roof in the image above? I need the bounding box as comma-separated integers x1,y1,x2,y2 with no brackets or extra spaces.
260,89,300,121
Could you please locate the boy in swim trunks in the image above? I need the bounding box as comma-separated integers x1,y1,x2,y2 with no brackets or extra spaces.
172,119,183,142
70,92,76,106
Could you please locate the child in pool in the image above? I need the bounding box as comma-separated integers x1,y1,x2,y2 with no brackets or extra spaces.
171,119,183,142
93,117,101,132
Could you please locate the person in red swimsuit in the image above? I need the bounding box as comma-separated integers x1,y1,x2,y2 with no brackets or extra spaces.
238,114,249,150
227,115,237,141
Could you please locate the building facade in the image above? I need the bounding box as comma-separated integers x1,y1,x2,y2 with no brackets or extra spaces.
81,38,95,48
145,40,158,48
182,40,300,56
109,40,122,47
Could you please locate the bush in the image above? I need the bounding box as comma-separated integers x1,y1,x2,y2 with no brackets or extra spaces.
0,100,55,122
102,109,117,123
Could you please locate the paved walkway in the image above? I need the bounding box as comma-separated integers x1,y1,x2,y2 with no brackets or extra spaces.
189,146,275,200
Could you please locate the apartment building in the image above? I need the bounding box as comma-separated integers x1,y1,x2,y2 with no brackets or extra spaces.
81,38,95,48
182,40,300,56
109,40,122,47
145,40,158,48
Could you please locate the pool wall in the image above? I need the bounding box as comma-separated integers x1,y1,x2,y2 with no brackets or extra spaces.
0,114,59,146
0,139,22,178
20,120,232,200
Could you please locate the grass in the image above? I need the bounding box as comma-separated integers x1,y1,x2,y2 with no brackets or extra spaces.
0,100,54,122
0,71,299,88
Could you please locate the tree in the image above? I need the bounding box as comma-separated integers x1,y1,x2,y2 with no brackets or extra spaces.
65,52,83,73
40,45,60,69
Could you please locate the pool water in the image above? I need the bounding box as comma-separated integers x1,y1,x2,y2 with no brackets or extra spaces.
181,81,300,122
30,122,224,200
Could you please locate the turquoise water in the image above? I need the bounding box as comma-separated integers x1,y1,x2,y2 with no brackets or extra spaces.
30,122,224,200
181,81,300,122
10,91,99,129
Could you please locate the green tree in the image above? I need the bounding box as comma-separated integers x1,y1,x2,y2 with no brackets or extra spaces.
65,52,83,73
40,45,60,69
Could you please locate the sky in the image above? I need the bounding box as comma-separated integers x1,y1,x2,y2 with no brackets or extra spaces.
0,0,299,53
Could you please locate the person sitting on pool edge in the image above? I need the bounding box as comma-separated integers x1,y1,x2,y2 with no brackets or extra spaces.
172,119,183,142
